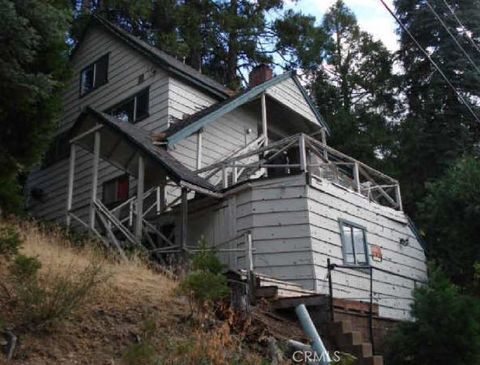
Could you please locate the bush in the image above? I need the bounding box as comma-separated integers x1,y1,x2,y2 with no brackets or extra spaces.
10,260,106,330
122,342,157,365
0,225,21,257
385,266,480,365
178,239,229,314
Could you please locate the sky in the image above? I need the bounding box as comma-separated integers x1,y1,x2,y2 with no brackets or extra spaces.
283,0,399,51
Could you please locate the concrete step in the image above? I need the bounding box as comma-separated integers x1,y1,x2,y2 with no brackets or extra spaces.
344,343,373,358
337,331,363,347
359,355,384,365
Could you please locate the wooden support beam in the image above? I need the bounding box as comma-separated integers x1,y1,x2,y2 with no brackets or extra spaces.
89,131,101,230
181,187,188,254
320,128,328,161
66,144,76,228
395,184,403,211
69,124,103,144
261,93,268,147
135,154,145,239
353,162,361,193
299,134,307,172
196,129,203,170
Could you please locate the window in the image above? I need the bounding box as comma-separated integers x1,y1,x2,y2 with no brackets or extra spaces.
80,54,109,96
42,132,70,167
340,221,369,265
106,88,149,123
102,175,130,207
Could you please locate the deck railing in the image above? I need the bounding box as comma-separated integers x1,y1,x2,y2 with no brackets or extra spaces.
196,133,403,210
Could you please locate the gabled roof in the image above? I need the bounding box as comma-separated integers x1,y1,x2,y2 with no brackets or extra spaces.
71,15,233,99
70,107,216,192
165,71,330,145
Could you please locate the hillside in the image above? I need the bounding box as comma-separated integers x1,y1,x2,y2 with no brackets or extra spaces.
0,219,301,365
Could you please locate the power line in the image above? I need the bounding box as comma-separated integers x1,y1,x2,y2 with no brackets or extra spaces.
441,0,480,56
378,0,480,124
424,0,480,75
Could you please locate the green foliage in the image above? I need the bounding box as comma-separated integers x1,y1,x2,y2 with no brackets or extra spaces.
0,225,21,257
393,0,480,216
385,266,480,365
0,0,71,212
418,156,480,287
0,175,24,215
122,342,157,365
179,239,229,311
10,254,42,279
308,0,397,170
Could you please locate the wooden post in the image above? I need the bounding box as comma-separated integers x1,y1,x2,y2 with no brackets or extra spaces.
395,183,403,211
196,129,203,169
89,131,101,230
353,162,361,193
299,134,307,172
246,231,255,304
181,187,188,253
66,143,76,228
222,165,228,189
135,154,145,240
159,184,166,213
320,128,328,161
261,93,268,147
232,165,238,185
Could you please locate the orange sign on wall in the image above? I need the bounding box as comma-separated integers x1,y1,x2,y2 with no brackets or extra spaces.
371,245,383,262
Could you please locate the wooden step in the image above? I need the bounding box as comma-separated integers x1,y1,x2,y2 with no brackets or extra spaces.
328,320,353,335
255,286,278,299
344,343,373,359
337,331,363,347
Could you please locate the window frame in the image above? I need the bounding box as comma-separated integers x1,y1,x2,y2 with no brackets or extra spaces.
102,174,130,208
79,53,110,97
338,219,370,266
105,87,150,124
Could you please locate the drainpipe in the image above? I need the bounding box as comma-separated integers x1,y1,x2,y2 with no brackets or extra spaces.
295,304,331,365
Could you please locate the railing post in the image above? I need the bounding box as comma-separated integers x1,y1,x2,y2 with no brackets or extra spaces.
66,143,76,228
353,162,361,193
299,134,308,172
320,128,329,161
369,266,375,355
222,165,228,189
261,93,268,147
89,130,101,230
135,154,145,240
395,183,403,211
232,164,238,185
327,258,334,322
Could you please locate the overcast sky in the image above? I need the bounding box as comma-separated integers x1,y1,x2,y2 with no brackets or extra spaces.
284,0,399,51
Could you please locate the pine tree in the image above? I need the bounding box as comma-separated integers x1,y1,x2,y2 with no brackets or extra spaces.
394,0,480,217
0,0,71,212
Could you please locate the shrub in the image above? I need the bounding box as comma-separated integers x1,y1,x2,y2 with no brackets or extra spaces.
178,239,229,314
11,260,106,330
122,342,157,365
0,225,21,257
385,266,480,365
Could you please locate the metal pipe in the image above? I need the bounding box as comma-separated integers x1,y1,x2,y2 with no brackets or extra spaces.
295,304,331,365
369,266,375,355
327,258,334,322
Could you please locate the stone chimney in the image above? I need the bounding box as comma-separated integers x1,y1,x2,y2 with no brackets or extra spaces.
249,64,273,87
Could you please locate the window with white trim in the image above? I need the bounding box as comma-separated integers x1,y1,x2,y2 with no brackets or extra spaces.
80,54,109,96
102,175,129,207
106,88,149,123
340,221,369,265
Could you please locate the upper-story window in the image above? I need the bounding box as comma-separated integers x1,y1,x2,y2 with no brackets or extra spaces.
339,220,369,266
106,88,149,123
80,54,109,96
102,175,129,207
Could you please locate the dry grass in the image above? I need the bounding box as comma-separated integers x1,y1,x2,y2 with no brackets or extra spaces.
0,219,269,365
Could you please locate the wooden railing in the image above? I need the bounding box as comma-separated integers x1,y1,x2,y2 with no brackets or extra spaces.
197,133,403,210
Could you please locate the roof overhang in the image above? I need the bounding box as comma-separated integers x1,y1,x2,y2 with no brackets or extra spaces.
69,107,217,193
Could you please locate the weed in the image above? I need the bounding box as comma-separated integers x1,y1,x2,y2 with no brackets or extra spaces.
0,225,21,257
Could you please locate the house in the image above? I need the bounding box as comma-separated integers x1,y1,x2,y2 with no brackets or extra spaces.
26,15,427,326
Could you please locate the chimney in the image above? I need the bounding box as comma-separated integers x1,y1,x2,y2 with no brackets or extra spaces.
249,64,273,87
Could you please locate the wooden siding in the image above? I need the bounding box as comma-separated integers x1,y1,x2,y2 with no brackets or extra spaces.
185,173,427,320
266,78,319,126
306,176,427,320
27,24,171,225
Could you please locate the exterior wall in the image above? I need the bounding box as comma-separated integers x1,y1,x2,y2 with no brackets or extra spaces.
186,173,427,321
26,25,172,225
266,78,319,126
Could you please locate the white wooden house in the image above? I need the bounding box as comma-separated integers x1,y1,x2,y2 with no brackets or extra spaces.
26,15,427,321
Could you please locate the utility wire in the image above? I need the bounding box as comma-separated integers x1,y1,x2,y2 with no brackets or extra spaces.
424,0,480,74
441,0,480,56
378,0,480,124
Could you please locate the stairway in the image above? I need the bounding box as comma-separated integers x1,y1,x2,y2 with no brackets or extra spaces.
328,320,383,365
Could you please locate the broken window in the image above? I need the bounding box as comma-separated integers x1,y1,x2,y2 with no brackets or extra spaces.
340,221,368,265
106,87,149,124
80,54,109,96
